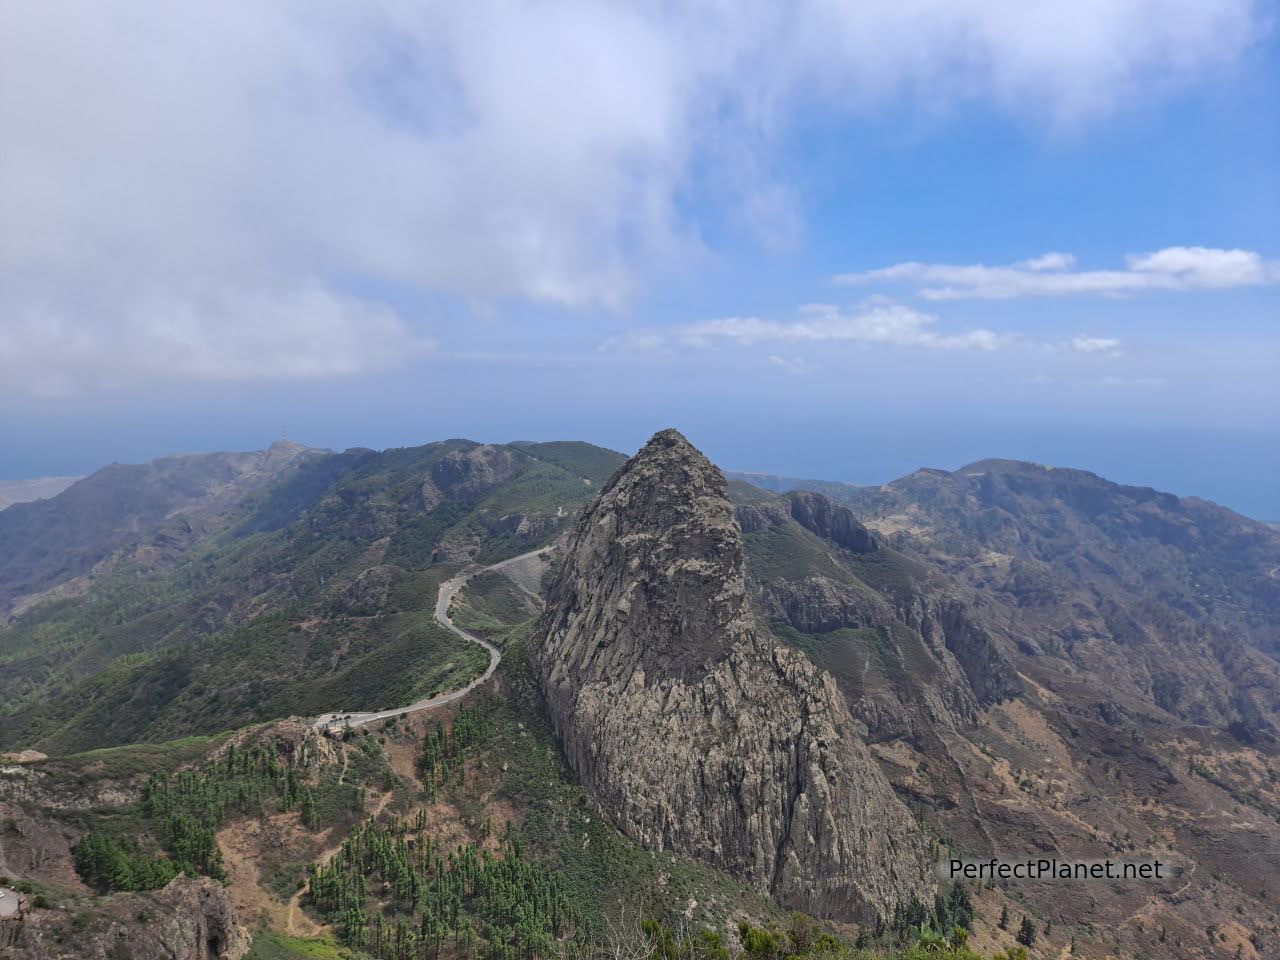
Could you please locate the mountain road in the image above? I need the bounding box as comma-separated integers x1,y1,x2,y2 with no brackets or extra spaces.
312,547,549,732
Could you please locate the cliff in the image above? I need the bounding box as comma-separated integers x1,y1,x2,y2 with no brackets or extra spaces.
530,429,931,920
2,876,249,960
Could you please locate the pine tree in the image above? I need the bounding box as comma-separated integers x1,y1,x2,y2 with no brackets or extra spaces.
301,789,319,829
999,905,1010,930
1017,916,1037,948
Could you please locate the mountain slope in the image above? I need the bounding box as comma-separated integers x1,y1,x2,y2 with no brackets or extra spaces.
6,434,1280,958
531,429,932,921
0,476,80,511
830,459,1280,737
732,489,1020,743
0,440,322,615
0,439,626,753
732,459,1280,958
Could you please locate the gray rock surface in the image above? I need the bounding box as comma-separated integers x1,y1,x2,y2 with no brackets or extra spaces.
420,444,517,511
784,492,880,555
735,488,1021,740
4,876,250,960
531,429,932,921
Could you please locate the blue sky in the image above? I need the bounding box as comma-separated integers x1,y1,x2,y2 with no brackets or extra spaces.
2,2,1278,517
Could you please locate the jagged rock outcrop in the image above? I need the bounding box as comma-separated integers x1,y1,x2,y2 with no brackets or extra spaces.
216,720,343,771
759,575,889,635
785,492,880,554
4,877,249,960
737,493,879,555
892,593,1022,707
758,573,984,741
420,444,517,511
531,429,932,921
733,488,1020,739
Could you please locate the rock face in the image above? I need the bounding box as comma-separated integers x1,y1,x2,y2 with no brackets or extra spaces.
531,429,932,920
733,489,1021,742
420,444,518,511
5,877,250,960
784,491,880,555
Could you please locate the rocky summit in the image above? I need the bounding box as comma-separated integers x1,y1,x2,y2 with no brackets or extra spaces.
531,428,932,921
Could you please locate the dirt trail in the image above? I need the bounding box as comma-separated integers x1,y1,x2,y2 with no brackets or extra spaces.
282,788,397,935
278,549,550,932
217,816,328,939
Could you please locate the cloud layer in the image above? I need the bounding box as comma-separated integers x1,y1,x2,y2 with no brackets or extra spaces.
837,247,1280,300
0,1,1266,388
0,286,430,397
604,303,1136,360
673,304,1003,351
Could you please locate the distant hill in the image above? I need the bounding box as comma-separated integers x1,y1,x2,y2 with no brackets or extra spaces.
4,435,1279,959
726,453,1280,956
842,457,1280,675
0,438,626,753
724,469,862,499
0,475,80,511
0,441,324,613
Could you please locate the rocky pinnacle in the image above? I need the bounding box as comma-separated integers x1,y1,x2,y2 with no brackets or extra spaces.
531,428,932,921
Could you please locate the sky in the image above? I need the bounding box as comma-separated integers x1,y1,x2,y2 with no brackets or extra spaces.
1,1,1278,518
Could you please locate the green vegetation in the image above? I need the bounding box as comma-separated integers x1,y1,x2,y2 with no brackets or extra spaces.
637,912,1024,960
245,932,354,960
452,572,540,642
513,442,625,486
71,832,177,892
0,439,623,756
836,548,932,600
57,734,231,781
741,524,851,583
481,646,779,928
66,735,385,892
309,817,573,960
418,703,497,798
1015,917,1036,949
887,888,975,945
50,634,1020,960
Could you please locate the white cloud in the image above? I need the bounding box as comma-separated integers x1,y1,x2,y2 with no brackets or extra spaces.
836,246,1280,300
612,303,1004,353
1125,246,1276,286
766,355,810,375
0,286,430,394
0,1,1266,388
1070,336,1123,354
602,307,1143,363
1017,252,1077,271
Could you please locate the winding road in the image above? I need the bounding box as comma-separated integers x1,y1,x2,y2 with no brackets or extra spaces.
312,548,548,733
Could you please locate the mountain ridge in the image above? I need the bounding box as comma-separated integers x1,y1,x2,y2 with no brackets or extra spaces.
3,432,1280,958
